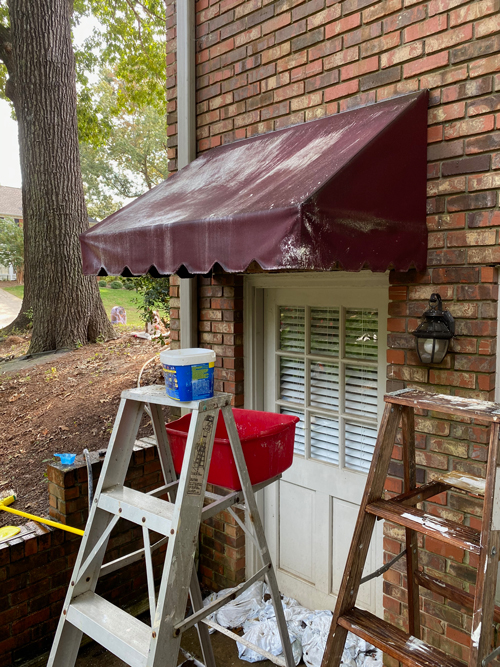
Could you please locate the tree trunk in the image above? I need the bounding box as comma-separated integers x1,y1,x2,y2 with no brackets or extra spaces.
6,0,115,352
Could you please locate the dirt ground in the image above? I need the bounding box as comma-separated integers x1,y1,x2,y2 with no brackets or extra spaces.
0,331,166,525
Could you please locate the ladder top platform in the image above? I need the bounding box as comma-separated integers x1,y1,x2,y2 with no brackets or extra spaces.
385,388,500,422
121,385,233,410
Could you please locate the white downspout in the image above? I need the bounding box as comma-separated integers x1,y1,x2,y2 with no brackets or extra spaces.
177,0,198,349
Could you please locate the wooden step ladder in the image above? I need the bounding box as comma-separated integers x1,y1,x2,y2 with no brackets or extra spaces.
47,385,295,667
322,388,500,667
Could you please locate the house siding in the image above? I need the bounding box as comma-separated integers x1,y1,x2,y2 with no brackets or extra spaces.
166,0,500,659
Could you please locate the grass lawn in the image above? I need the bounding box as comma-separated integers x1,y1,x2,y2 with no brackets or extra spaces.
3,285,24,299
3,285,144,328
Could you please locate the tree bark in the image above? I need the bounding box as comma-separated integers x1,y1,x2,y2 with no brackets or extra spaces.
5,0,115,352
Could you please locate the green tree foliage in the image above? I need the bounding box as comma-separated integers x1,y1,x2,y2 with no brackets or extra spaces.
0,217,23,277
134,274,170,339
73,0,167,146
80,71,168,220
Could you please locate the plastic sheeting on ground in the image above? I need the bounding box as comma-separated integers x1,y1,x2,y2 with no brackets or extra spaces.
202,585,383,667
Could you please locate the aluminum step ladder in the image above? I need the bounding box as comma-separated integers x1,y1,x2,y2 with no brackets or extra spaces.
321,388,500,667
48,385,295,667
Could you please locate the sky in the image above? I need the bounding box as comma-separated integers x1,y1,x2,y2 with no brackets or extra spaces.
0,15,99,190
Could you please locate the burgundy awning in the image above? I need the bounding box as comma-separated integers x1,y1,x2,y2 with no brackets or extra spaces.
80,91,428,276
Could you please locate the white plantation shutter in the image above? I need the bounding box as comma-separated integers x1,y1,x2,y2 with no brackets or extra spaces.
310,415,339,465
310,361,339,411
345,422,378,473
281,407,306,456
280,307,305,352
280,358,305,404
311,308,339,356
345,309,378,360
345,365,378,418
275,304,380,471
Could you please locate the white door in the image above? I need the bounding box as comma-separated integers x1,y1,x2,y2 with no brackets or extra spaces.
247,275,388,614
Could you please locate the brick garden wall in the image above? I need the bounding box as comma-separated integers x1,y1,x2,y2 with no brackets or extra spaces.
165,0,500,658
0,441,166,666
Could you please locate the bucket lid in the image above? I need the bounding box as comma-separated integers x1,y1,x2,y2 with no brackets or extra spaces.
160,348,216,366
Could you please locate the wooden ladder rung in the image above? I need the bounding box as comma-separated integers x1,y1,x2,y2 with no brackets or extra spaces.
338,607,464,667
415,572,500,624
391,481,451,507
433,471,486,497
366,499,481,554
385,389,500,423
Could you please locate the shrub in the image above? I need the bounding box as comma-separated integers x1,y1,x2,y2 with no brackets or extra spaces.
124,281,135,290
98,280,107,288
110,280,123,290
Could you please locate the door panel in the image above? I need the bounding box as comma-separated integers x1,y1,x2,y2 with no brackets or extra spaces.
260,280,388,614
279,481,315,583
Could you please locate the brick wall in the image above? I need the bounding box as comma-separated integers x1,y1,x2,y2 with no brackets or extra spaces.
0,442,166,665
169,272,246,592
200,489,246,590
165,0,500,657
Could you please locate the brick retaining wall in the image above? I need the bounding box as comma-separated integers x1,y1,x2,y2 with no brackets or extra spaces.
0,441,166,666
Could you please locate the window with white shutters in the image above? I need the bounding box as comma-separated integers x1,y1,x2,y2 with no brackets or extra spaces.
276,305,379,473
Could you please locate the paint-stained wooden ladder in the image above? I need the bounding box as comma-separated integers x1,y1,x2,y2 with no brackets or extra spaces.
322,388,500,667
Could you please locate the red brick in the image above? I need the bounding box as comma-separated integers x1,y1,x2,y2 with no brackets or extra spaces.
384,5,426,33
262,12,291,36
341,56,378,81
273,81,304,101
381,42,422,68
468,246,500,264
405,15,448,42
361,31,400,57
446,625,471,648
325,13,361,38
324,79,359,102
468,171,500,191
308,5,341,29
470,54,500,78
427,24,473,53
403,51,449,77
476,14,500,38
450,0,499,27
387,349,405,364
444,115,495,139
428,125,443,143
363,0,401,23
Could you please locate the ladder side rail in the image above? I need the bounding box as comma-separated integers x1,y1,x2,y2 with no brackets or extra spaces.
149,401,217,667
469,422,500,667
48,398,146,667
321,402,403,667
97,398,147,491
401,406,421,638
221,404,296,667
148,406,221,667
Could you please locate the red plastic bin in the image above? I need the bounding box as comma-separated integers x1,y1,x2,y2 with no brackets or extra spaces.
165,409,299,490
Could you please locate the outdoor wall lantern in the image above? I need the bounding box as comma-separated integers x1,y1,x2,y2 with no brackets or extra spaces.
412,293,455,365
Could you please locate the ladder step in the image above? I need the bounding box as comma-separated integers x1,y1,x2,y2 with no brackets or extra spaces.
434,470,485,496
66,592,150,667
98,485,174,536
366,499,480,554
386,388,500,423
338,607,464,667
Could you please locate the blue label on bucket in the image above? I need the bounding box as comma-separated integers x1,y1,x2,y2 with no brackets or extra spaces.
162,362,214,401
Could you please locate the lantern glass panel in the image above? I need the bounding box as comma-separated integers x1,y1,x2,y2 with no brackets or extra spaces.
416,337,449,364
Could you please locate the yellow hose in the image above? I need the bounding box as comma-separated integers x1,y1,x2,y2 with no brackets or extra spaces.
0,494,84,536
